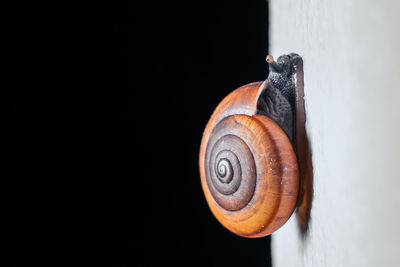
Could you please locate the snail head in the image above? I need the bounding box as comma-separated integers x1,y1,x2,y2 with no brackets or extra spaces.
266,54,292,75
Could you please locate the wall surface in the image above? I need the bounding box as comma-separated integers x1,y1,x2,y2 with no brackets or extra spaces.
269,0,400,266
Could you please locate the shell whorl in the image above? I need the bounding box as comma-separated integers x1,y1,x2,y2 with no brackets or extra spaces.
206,130,256,211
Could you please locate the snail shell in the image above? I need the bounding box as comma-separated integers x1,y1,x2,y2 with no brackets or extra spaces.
199,82,299,238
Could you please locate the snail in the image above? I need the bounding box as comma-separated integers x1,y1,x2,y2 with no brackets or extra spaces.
199,53,311,238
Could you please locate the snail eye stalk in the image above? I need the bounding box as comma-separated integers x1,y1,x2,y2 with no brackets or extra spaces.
266,54,283,73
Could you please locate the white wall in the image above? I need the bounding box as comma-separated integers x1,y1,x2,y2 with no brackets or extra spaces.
269,0,400,266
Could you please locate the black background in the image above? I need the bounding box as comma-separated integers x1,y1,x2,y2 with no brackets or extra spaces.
6,1,272,266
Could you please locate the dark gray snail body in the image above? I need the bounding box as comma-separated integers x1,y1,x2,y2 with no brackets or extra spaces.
257,53,302,141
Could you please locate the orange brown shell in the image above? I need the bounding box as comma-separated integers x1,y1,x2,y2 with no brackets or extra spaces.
199,82,299,237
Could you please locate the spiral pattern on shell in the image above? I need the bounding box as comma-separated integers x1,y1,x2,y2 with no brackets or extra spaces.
202,113,299,235
206,132,256,211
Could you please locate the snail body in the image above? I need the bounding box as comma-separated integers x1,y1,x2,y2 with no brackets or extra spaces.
199,78,299,237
